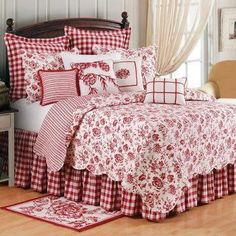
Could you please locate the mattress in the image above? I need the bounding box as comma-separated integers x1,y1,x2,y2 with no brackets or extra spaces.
11,99,53,133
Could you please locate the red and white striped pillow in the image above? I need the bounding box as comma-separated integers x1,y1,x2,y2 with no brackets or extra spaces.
38,69,79,106
145,77,187,105
4,33,70,101
71,60,120,96
113,57,144,92
64,26,131,55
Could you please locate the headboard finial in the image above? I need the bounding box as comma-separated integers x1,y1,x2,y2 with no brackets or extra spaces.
6,18,15,33
121,11,129,29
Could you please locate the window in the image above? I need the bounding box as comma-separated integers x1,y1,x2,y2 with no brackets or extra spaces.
163,35,206,89
172,36,205,88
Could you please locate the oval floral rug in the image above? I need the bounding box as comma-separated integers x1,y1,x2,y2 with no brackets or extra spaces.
1,195,123,232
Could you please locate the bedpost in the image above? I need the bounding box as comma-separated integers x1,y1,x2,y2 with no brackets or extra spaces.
121,11,129,29
6,18,15,33
5,18,15,88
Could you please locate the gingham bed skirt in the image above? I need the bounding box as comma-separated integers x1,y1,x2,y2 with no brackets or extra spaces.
1,128,236,222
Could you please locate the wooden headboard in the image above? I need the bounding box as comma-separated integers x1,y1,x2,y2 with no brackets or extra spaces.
5,11,129,86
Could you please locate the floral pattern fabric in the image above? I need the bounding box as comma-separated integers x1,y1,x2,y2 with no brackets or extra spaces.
68,93,236,213
116,68,130,79
185,88,216,101
71,60,120,96
93,44,158,87
35,91,236,214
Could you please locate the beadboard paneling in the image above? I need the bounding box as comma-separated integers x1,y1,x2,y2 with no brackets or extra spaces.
0,0,148,80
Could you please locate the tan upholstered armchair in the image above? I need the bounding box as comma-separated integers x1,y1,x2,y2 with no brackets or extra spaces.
200,61,236,102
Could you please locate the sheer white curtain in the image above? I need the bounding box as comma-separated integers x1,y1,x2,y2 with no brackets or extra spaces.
147,0,215,76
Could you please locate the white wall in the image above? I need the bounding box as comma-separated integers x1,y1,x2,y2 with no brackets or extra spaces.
0,0,148,79
210,0,236,64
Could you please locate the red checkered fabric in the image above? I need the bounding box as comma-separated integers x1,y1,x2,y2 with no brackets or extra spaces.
47,168,65,196
174,192,186,213
197,173,215,204
173,176,198,214
228,164,236,193
82,171,101,205
31,155,47,192
145,77,187,105
38,69,79,106
64,167,83,202
185,177,198,209
0,129,37,188
4,33,70,101
14,129,38,188
100,175,121,211
214,169,223,198
223,166,229,195
141,206,167,222
64,25,131,55
121,191,142,216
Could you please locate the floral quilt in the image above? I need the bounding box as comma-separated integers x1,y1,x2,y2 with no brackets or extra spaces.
34,90,236,213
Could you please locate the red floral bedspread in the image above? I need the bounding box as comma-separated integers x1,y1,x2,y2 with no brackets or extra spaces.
34,90,236,213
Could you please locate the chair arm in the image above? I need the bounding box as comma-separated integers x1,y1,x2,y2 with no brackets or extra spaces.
199,81,220,99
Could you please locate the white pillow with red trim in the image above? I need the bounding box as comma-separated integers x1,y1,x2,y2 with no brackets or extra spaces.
93,44,158,87
64,26,131,55
71,60,120,96
114,57,144,92
60,51,121,70
145,77,187,105
4,33,70,101
38,69,79,106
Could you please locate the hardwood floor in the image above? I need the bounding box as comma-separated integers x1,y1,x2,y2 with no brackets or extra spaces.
0,185,236,236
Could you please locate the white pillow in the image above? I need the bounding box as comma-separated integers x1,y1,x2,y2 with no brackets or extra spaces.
71,60,120,96
61,51,122,69
144,77,187,105
113,57,144,92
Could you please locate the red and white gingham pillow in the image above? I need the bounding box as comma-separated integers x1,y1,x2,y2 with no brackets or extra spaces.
114,57,144,92
93,44,158,87
145,77,187,105
64,26,131,55
71,60,120,96
38,69,79,106
4,33,70,101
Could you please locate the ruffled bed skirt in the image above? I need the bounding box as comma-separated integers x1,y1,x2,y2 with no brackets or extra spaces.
0,129,37,186
0,129,38,187
31,155,236,221
1,129,236,222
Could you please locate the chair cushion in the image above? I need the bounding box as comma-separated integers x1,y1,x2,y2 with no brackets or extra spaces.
217,98,236,105
209,61,236,98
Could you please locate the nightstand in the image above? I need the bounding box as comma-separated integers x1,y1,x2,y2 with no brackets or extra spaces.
0,108,18,186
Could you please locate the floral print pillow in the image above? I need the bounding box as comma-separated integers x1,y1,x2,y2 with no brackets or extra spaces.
93,44,158,87
21,48,79,102
71,60,120,96
185,88,216,102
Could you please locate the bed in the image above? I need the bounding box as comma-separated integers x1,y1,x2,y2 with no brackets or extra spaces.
1,13,236,222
